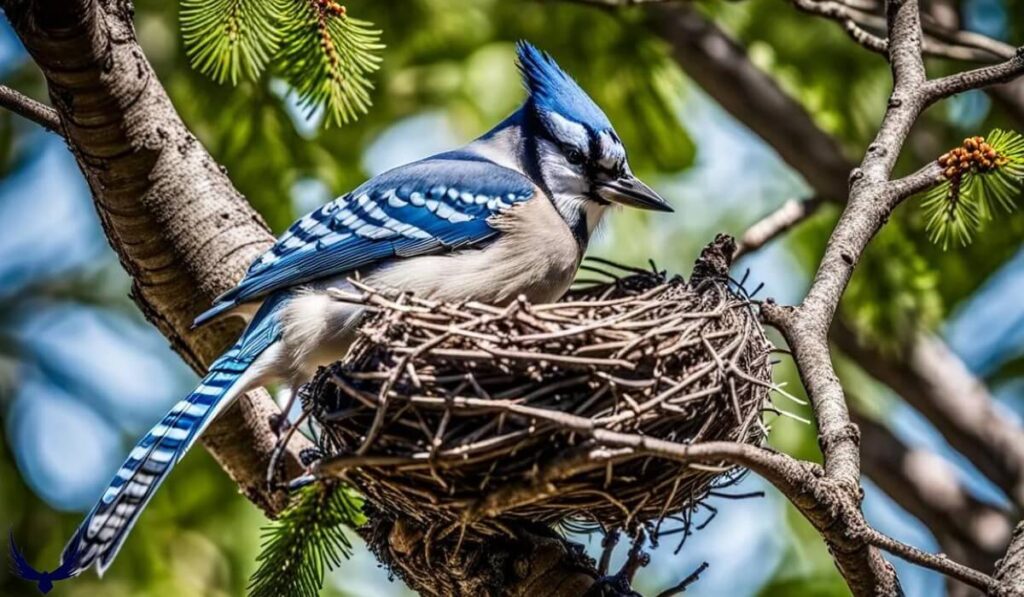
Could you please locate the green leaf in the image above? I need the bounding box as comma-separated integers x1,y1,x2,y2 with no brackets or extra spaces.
277,2,384,127
181,0,286,85
248,482,365,597
922,129,1024,250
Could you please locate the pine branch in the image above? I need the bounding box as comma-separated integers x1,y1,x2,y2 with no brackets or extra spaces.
179,0,384,126
276,0,384,126
248,481,364,597
921,130,1024,249
181,0,285,84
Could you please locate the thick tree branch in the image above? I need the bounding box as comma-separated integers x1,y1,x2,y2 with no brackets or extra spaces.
0,83,61,133
0,0,306,516
756,0,976,591
645,3,854,203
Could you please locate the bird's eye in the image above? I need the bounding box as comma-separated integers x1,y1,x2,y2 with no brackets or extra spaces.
566,149,585,165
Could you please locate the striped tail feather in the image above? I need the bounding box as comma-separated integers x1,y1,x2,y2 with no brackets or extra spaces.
65,352,253,577
57,294,287,579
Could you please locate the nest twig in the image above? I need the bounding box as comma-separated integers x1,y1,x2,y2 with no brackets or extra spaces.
305,236,775,545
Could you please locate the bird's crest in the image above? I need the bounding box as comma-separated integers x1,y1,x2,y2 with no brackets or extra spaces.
516,41,612,132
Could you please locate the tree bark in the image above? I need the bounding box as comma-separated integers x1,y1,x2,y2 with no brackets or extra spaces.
994,523,1024,596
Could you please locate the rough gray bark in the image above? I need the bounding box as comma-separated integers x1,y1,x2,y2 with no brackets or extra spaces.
994,523,1024,596
0,0,304,515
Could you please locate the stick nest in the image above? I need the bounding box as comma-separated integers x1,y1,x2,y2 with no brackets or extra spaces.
306,236,774,539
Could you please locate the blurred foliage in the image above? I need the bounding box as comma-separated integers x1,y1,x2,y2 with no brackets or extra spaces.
845,219,944,353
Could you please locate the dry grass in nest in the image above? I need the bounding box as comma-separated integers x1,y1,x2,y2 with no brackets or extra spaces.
304,236,776,543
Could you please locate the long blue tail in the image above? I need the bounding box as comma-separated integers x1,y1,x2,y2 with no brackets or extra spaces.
53,297,285,579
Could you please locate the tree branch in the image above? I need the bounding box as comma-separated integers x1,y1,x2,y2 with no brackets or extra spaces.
924,49,1024,103
994,523,1024,595
645,3,854,203
856,413,1013,580
0,83,61,133
734,197,824,258
791,0,889,54
0,0,307,516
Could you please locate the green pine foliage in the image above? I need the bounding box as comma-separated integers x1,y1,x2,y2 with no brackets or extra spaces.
180,0,383,127
277,1,384,126
922,129,1024,249
248,482,365,597
180,0,285,85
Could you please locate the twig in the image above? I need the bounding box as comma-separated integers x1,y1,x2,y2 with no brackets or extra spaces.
655,561,710,597
0,84,62,134
863,526,995,592
791,0,888,53
734,197,825,258
598,529,620,575
924,49,1024,103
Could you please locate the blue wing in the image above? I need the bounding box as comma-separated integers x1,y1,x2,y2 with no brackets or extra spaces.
195,155,536,326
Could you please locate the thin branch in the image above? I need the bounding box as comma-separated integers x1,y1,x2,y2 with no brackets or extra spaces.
863,527,996,592
885,160,943,202
734,197,825,258
655,561,710,597
0,84,61,134
924,49,1024,104
791,0,888,54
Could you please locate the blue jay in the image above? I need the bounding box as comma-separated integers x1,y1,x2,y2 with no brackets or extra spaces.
37,41,672,581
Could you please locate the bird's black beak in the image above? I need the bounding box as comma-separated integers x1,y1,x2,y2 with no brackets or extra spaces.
595,175,673,212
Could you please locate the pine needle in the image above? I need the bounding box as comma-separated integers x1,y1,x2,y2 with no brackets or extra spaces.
248,482,365,597
180,0,384,127
181,0,286,85
276,1,384,127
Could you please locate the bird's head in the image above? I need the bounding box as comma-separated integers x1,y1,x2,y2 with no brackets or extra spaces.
516,41,673,230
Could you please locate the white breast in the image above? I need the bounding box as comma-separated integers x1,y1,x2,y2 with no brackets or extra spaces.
364,196,583,305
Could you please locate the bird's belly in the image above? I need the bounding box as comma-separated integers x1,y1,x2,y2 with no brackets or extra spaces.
364,236,580,306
